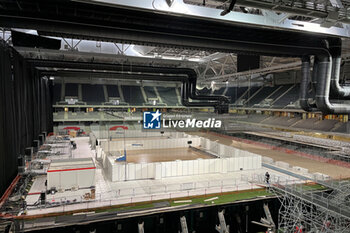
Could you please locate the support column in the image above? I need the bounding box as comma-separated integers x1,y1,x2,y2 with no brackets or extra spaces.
60,81,65,101
118,84,125,102
215,210,229,233
154,86,164,104
175,86,181,105
138,221,144,233
179,216,189,233
140,86,148,103
78,84,82,101
103,85,109,102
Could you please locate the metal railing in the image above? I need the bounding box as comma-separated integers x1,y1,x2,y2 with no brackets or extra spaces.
26,174,277,213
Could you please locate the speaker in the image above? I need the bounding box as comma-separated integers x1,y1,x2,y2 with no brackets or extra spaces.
42,131,47,142
18,155,25,173
17,155,25,167
11,30,61,50
237,54,260,72
25,147,33,161
32,140,40,153
38,134,44,146
40,192,46,204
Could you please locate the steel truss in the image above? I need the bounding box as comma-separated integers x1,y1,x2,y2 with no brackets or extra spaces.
271,182,350,233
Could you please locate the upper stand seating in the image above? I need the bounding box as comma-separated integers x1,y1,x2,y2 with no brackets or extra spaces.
52,83,61,105
226,86,248,104
143,86,166,106
82,84,105,105
105,85,128,105
273,85,300,109
245,86,278,107
157,87,180,106
122,85,145,106
58,83,85,105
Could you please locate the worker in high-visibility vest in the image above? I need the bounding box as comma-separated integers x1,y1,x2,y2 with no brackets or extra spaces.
294,225,303,233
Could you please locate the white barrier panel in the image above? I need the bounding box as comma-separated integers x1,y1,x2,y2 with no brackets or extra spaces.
155,163,162,179
135,164,142,180
102,136,263,182
276,161,290,169
107,153,262,182
292,166,309,174
92,129,185,140
176,160,183,177
209,141,219,154
238,157,244,170
221,159,227,173
188,160,194,176
218,144,225,156
208,160,215,173
193,159,199,175
205,139,211,150
148,163,155,178
182,161,189,176
262,156,274,164
258,156,262,168
171,161,177,177
313,172,331,180
200,138,207,149
192,137,201,147
215,159,221,173
198,159,204,174
128,163,136,180
101,137,201,152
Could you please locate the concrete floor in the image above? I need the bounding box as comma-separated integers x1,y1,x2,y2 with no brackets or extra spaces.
193,132,350,179
25,136,300,216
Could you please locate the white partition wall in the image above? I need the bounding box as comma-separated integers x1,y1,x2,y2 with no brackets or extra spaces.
101,135,262,182
105,153,262,182
100,136,201,152
91,129,186,140
47,158,96,190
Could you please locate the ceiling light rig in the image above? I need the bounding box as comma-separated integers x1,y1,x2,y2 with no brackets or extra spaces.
220,0,237,16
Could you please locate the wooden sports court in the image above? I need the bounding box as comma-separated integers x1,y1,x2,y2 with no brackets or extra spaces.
124,147,212,163
111,136,173,141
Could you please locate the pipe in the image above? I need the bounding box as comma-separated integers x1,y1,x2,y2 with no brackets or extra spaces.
329,38,350,98
16,18,330,58
299,56,317,112
29,60,229,112
311,57,318,96
28,39,350,114
296,38,350,114
315,54,350,114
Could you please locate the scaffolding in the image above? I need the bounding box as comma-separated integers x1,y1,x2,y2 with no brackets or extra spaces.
271,180,350,233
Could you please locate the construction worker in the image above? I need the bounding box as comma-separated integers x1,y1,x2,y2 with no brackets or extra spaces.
265,172,270,184
294,225,303,233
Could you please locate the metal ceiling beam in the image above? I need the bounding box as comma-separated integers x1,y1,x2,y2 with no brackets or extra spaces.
15,47,199,68
0,1,342,57
205,61,302,82
44,71,185,84
75,0,350,38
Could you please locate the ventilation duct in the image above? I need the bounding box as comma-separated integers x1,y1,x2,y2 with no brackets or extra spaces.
299,56,317,112
26,36,350,114
27,60,230,113
313,39,350,114
329,38,350,98
311,57,318,96
315,55,350,114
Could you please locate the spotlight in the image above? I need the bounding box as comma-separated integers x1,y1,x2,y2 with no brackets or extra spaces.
165,0,174,7
220,0,237,16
